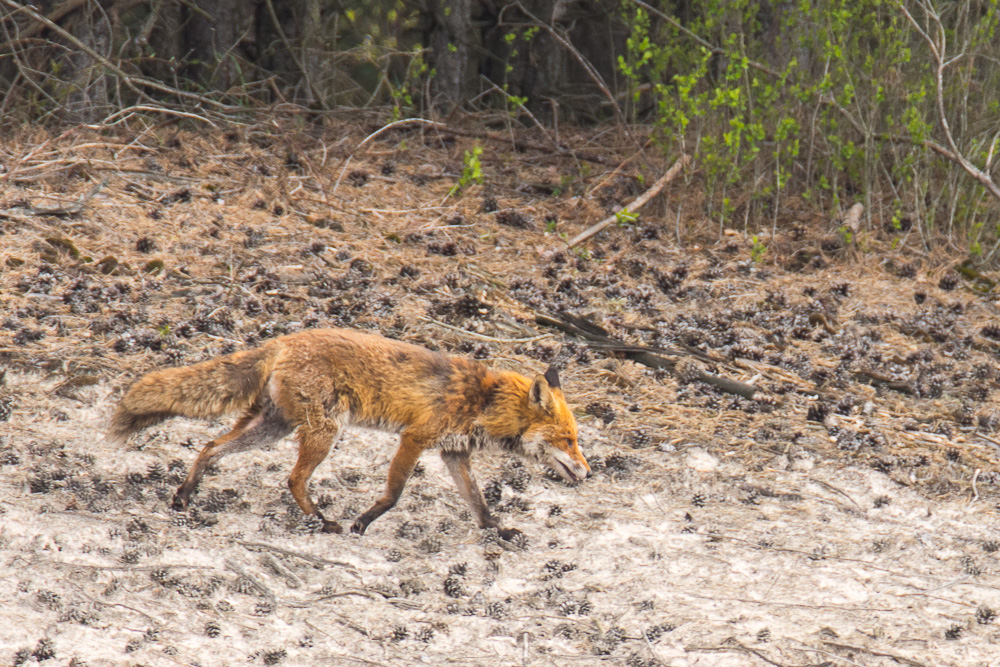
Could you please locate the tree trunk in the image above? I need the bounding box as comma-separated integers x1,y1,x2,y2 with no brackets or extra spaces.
427,0,478,111
182,0,245,91
64,0,111,122
300,0,327,106
148,0,184,85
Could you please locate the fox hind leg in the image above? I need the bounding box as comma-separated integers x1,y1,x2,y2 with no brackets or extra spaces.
288,424,343,533
172,396,292,511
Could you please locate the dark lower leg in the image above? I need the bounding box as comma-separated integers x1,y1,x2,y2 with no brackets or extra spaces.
172,418,252,510
441,450,497,528
352,432,427,535
172,400,291,510
441,450,521,541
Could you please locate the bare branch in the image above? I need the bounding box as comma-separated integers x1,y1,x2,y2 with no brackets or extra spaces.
568,154,690,246
895,0,1000,203
1,0,86,47
507,2,628,128
897,1,938,60
134,0,162,47
985,131,1000,171
0,0,236,110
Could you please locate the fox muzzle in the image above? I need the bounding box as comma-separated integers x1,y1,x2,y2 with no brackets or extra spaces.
549,449,590,483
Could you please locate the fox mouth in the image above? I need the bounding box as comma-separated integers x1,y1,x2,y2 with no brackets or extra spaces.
548,455,587,483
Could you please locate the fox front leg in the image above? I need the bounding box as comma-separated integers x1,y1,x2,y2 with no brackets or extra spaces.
352,430,429,535
440,449,521,542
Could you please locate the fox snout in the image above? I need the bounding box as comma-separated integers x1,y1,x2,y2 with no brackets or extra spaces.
549,449,590,483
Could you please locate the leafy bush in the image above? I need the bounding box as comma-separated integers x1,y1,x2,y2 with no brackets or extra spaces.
618,0,1000,258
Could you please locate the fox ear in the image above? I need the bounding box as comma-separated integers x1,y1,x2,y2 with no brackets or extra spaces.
543,365,561,390
528,373,556,412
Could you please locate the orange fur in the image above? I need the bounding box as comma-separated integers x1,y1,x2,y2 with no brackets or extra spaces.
110,328,589,538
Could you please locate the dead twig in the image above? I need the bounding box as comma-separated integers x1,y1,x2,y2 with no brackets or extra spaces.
479,75,554,146
534,310,757,400
587,135,655,196
821,640,930,667
808,478,863,510
569,154,691,247
306,616,369,639
0,178,106,218
332,118,447,194
260,553,304,588
224,560,276,602
854,369,916,395
93,105,219,129
432,124,618,166
792,642,866,667
236,539,359,571
343,117,619,170
31,557,214,572
686,640,795,667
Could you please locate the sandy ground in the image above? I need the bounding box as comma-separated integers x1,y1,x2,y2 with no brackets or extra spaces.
2,120,1000,665
3,379,1000,666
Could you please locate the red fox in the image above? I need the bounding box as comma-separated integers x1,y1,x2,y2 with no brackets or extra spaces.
109,328,589,539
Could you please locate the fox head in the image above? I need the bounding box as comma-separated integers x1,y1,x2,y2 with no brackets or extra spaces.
519,366,590,483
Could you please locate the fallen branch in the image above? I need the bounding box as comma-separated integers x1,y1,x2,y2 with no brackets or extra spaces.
568,154,691,247
686,641,794,667
236,540,359,570
534,310,757,400
225,560,276,602
0,178,106,218
854,369,916,395
821,640,929,667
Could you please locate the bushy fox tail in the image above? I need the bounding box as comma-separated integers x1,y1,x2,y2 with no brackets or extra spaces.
108,344,279,443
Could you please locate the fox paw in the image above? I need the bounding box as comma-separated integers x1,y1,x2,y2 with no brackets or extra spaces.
170,494,189,512
321,520,343,534
350,520,368,535
497,527,523,542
